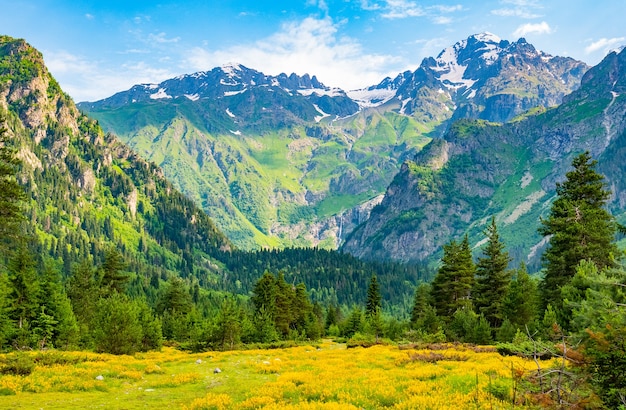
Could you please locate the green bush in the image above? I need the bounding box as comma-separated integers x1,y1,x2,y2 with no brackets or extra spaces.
0,352,34,376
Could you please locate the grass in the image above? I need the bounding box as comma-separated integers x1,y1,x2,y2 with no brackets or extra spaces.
0,341,556,409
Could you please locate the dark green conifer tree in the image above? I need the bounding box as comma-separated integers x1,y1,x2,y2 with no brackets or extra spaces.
410,282,431,326
431,235,475,320
100,247,130,295
539,151,617,314
273,272,295,337
39,263,79,349
213,297,242,350
67,258,99,339
7,244,39,346
92,293,143,355
251,271,277,318
0,116,26,251
365,275,381,318
473,217,511,328
502,263,539,329
410,283,440,334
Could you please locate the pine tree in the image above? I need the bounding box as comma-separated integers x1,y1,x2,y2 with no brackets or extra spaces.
410,283,431,326
251,271,277,318
502,263,538,329
273,272,295,337
39,263,78,349
410,283,440,334
7,245,39,337
92,293,143,355
431,235,475,319
0,272,14,348
365,274,381,318
539,151,617,313
100,247,130,295
0,116,26,251
567,262,626,408
214,297,242,350
473,217,511,328
156,277,192,315
67,258,99,335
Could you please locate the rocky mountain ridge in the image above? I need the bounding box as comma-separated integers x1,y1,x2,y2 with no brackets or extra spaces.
342,47,626,267
78,33,589,252
350,33,588,125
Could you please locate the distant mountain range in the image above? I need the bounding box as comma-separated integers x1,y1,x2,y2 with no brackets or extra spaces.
352,33,586,123
79,33,589,256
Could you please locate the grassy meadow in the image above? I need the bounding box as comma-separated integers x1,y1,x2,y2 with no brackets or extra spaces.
0,341,556,409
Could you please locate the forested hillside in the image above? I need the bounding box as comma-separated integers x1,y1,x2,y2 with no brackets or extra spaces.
0,36,425,353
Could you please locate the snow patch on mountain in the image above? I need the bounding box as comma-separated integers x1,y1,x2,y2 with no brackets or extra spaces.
226,108,236,118
224,89,246,97
150,88,172,100
347,88,396,108
433,42,477,90
220,79,240,86
473,32,501,43
221,63,243,77
297,88,344,98
313,104,330,122
184,93,199,101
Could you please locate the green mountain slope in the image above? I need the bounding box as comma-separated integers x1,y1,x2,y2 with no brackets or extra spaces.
86,98,433,249
342,47,626,268
80,34,586,251
0,35,231,287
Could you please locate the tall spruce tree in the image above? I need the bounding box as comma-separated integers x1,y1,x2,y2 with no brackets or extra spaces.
502,263,539,329
539,151,617,314
365,274,381,318
0,116,25,252
473,217,511,328
431,235,475,319
100,247,130,295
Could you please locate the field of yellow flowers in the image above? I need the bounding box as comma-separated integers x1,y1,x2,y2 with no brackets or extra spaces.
0,341,554,409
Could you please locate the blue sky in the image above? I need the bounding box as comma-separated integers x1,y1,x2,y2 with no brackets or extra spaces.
2,0,625,102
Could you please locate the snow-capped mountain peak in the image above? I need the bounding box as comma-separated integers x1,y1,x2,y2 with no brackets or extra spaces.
471,32,501,44
220,62,244,77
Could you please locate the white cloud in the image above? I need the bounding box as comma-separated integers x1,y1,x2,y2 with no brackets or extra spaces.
379,2,461,22
585,37,626,54
502,0,540,6
85,13,94,20
491,8,541,18
429,5,463,13
184,17,403,91
359,0,381,11
381,0,425,19
512,21,552,37
432,16,452,25
43,50,176,102
148,32,180,44
306,0,329,14
412,37,450,56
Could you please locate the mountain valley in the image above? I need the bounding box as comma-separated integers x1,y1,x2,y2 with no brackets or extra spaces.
79,33,588,259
